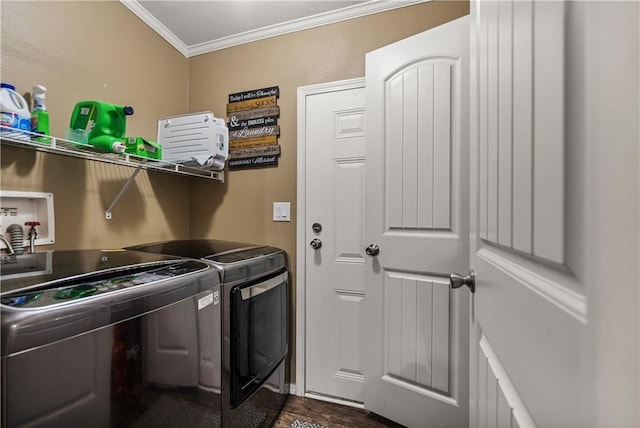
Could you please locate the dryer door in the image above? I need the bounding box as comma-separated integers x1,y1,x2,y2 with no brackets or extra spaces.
229,271,288,408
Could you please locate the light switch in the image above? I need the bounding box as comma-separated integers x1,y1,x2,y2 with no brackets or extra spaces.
273,202,291,222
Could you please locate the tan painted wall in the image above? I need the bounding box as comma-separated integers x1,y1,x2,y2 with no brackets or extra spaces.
1,0,191,249
188,0,470,381
1,0,468,383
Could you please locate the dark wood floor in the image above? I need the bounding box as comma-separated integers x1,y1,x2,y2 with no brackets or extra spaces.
272,396,404,428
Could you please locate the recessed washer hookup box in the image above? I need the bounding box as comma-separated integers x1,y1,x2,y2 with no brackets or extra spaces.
157,111,229,171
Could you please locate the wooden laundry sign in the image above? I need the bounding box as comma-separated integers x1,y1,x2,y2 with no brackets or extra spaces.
226,86,281,170
228,155,278,169
228,86,279,103
229,135,277,149
226,96,277,113
228,115,278,130
230,145,281,159
229,106,280,122
229,125,279,140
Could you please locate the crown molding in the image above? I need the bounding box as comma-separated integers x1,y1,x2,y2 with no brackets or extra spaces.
120,0,190,57
120,0,429,58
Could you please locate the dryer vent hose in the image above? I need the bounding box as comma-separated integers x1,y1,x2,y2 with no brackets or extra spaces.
6,224,24,255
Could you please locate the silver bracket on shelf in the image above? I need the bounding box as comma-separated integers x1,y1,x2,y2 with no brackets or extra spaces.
105,164,144,220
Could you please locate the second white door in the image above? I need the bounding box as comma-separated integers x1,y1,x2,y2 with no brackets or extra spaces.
303,80,366,403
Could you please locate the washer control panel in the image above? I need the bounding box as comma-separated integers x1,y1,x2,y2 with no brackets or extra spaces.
1,260,207,308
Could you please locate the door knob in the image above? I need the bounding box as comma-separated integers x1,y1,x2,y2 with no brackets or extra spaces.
450,270,475,293
310,238,322,250
365,244,380,256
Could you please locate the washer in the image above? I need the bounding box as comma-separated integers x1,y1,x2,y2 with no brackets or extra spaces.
1,249,221,428
126,239,290,428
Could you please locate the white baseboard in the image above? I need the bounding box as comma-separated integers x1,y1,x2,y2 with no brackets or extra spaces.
303,392,364,409
288,384,364,409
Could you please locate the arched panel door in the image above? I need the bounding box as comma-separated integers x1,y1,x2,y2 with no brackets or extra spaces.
364,16,470,428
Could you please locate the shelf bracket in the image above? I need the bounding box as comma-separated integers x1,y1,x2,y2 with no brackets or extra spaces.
105,164,144,220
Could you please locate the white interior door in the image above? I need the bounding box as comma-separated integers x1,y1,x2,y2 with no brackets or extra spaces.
302,80,367,403
469,1,639,427
364,16,470,427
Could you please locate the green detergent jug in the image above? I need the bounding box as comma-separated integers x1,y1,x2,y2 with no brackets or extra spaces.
69,101,134,153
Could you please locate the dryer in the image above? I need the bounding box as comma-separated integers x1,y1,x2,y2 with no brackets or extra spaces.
1,249,222,428
126,239,290,428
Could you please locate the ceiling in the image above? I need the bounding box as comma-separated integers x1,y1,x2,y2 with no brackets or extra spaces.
120,0,425,57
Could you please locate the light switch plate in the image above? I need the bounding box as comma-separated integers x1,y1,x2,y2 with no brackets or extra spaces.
273,202,291,222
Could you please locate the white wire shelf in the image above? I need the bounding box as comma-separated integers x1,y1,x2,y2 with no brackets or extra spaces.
0,129,224,182
1,128,225,219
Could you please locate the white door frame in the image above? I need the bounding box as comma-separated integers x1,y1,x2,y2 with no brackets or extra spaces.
295,77,366,403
